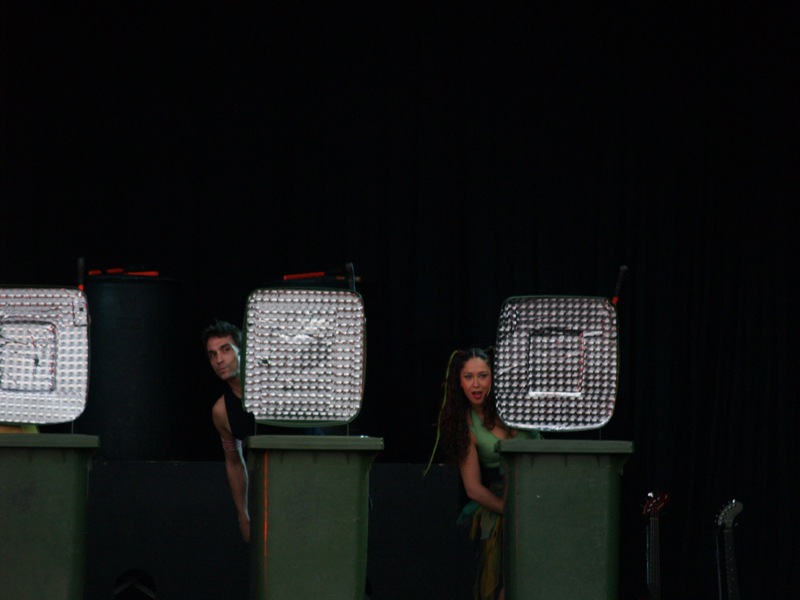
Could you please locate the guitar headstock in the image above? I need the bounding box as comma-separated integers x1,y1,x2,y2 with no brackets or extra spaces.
643,491,670,516
716,498,743,530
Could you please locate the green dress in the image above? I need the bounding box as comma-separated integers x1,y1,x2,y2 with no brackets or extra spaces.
459,410,541,600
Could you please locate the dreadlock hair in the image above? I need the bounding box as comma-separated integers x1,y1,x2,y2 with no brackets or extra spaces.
436,346,503,468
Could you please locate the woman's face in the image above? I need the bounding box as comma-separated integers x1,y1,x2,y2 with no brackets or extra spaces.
460,357,492,408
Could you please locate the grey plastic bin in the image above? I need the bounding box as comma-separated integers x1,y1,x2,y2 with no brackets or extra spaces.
498,438,633,599
246,435,383,600
0,433,99,600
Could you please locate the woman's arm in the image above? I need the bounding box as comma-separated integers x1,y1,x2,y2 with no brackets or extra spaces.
460,433,504,514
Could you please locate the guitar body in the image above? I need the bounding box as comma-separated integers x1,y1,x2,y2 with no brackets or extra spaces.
715,499,743,600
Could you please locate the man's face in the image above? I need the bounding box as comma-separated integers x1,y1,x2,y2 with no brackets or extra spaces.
206,335,240,381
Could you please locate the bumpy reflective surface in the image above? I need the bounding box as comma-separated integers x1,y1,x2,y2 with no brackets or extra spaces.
494,296,618,431
243,288,365,425
0,287,89,424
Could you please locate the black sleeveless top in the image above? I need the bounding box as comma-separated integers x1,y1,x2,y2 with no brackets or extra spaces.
223,387,256,440
222,387,336,438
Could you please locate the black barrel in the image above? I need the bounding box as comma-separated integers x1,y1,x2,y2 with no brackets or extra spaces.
74,275,193,460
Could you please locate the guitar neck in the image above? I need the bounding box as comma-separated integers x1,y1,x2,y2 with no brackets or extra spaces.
720,528,740,600
646,514,661,600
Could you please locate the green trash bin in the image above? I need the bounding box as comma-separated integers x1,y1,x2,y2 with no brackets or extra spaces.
498,438,633,599
0,433,99,600
247,435,383,600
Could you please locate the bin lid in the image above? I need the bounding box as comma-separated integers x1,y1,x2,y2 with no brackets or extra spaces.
242,288,367,428
246,435,384,452
0,433,99,449
494,296,619,432
497,438,633,455
0,287,90,425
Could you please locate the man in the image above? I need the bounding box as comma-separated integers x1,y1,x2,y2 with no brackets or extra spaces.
203,320,255,543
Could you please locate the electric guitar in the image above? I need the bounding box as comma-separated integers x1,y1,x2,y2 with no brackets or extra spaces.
715,499,743,600
641,491,670,600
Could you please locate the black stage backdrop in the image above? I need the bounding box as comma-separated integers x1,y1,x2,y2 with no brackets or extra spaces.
2,4,797,599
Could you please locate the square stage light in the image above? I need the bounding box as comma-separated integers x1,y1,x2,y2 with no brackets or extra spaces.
242,288,366,426
0,287,90,424
494,296,618,431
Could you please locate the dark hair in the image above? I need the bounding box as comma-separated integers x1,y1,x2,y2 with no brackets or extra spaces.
437,347,503,467
201,320,242,349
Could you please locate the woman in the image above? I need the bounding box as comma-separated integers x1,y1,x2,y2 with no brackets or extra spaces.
432,347,541,600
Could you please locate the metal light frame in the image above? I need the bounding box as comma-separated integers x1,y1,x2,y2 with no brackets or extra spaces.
493,295,619,431
0,287,90,424
241,287,366,427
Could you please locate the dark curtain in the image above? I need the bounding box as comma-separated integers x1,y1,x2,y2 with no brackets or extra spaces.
2,3,797,598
